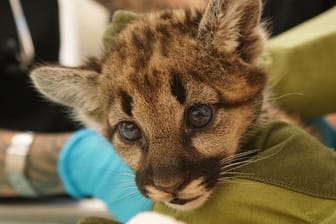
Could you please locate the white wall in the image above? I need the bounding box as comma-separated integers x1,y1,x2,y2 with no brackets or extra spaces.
58,0,109,66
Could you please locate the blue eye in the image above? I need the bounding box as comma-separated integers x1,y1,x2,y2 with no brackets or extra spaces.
187,104,213,128
118,122,141,141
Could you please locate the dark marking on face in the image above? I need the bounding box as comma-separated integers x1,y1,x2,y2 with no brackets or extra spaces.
172,19,187,34
160,10,173,20
170,71,187,105
156,23,170,36
184,8,192,26
185,9,203,37
143,26,155,62
131,32,143,52
164,10,201,37
115,41,127,61
112,39,127,61
131,29,155,69
156,24,171,57
120,89,133,116
194,10,203,24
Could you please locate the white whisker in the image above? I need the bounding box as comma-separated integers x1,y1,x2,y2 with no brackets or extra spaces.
266,92,304,103
222,149,282,174
220,149,258,164
221,159,253,171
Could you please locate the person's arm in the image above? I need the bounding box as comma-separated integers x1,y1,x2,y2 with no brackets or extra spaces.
0,129,70,196
1,128,152,221
0,130,16,196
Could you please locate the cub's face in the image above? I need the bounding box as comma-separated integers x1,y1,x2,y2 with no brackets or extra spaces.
32,0,266,210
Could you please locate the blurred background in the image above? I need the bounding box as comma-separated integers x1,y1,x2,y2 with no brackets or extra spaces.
0,0,335,223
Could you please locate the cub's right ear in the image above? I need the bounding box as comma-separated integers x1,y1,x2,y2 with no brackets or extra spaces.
30,66,101,114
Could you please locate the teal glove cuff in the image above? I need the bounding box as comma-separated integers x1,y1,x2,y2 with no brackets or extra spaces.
58,129,95,198
59,129,152,222
308,117,336,149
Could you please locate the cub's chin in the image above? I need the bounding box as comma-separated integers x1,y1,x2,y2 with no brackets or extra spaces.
164,191,212,211
144,177,215,211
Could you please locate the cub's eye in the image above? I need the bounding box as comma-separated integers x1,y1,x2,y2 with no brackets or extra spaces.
187,104,213,128
118,122,141,141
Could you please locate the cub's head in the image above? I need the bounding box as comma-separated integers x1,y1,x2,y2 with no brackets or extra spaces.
31,0,267,210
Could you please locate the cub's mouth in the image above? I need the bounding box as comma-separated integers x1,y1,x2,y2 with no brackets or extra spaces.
140,176,217,211
170,196,200,205
135,155,222,210
166,192,211,211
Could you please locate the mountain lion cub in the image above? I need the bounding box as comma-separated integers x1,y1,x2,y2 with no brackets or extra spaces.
31,0,304,211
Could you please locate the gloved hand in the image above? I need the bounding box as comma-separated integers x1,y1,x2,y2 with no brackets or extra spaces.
58,129,152,223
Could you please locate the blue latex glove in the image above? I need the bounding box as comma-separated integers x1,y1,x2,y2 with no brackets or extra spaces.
58,129,152,222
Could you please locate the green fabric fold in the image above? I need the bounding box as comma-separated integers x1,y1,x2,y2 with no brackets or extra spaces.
265,7,336,118
238,121,336,199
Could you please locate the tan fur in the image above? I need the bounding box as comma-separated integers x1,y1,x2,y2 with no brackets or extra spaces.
31,0,308,210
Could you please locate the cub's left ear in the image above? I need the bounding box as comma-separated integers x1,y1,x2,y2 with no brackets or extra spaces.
198,0,266,62
31,66,102,122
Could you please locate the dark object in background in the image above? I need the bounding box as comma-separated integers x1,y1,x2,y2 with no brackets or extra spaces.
0,0,80,132
263,0,336,36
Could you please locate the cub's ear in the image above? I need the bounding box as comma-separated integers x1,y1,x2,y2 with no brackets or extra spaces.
31,66,103,124
198,0,266,62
